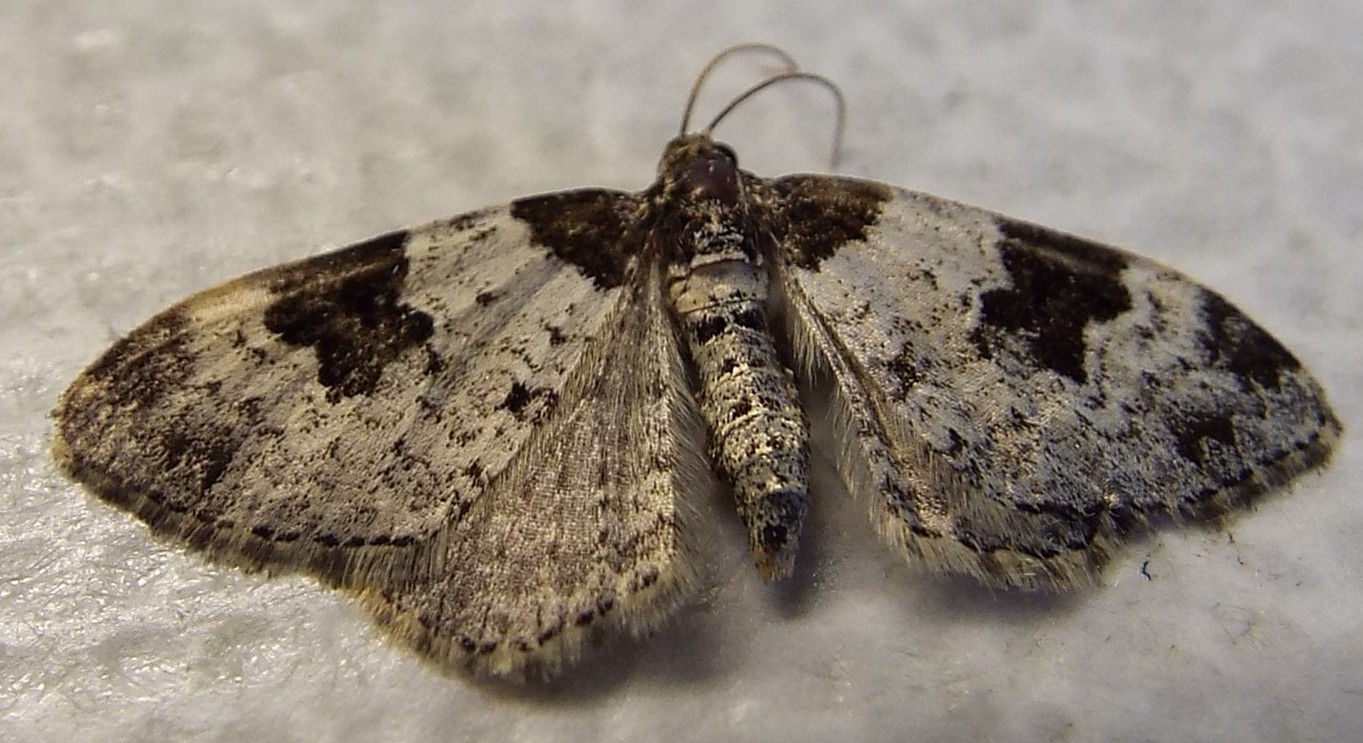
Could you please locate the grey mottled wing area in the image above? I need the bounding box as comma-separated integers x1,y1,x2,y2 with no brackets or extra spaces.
771,175,1340,589
53,191,707,676
365,255,708,678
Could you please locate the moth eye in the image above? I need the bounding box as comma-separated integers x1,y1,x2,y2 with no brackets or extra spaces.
715,143,738,165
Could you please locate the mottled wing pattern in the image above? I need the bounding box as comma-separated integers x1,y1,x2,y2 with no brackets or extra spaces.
52,108,1341,679
53,191,706,675
771,175,1340,589
365,215,709,678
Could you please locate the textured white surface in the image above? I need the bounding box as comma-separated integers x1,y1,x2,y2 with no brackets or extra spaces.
4,1,1360,741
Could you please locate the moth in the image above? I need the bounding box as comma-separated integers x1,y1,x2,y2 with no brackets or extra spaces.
52,46,1339,679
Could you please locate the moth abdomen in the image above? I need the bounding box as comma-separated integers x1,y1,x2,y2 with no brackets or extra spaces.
669,255,810,580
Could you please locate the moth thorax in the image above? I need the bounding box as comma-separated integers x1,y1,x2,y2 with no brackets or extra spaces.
687,218,752,264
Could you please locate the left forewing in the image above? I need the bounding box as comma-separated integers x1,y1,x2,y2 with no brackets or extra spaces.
53,198,641,587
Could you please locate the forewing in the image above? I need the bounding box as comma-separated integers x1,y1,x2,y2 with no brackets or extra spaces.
52,190,677,609
771,175,1340,589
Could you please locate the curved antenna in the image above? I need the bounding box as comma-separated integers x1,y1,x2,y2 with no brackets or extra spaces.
702,71,847,168
679,43,801,136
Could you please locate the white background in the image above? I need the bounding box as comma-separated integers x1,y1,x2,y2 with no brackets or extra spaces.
3,1,1360,741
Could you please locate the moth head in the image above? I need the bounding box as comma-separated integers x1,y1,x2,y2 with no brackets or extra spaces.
657,134,743,205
